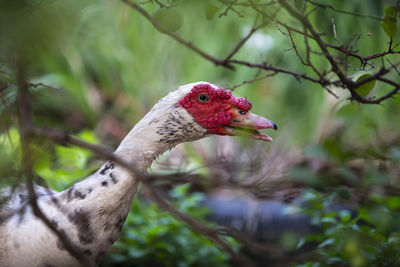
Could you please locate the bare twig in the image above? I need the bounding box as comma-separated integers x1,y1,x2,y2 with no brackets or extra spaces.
121,0,235,70
387,58,400,77
226,71,278,90
306,0,383,21
121,0,400,104
15,63,93,267
278,0,349,84
277,0,400,104
223,18,269,62
218,0,243,18
229,59,324,84
286,28,308,66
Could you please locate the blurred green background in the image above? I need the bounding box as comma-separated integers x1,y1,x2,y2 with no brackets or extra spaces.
1,0,400,266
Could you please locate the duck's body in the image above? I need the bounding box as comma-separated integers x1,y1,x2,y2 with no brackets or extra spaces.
0,82,276,266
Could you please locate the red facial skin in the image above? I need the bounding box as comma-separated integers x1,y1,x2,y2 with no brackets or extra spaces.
178,83,252,135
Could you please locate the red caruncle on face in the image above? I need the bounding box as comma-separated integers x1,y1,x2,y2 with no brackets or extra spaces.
178,83,252,131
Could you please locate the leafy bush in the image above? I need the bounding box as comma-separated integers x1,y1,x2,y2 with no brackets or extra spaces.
295,142,400,267
297,190,400,267
102,184,233,267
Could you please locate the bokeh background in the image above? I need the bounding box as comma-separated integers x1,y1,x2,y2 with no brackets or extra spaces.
1,0,400,266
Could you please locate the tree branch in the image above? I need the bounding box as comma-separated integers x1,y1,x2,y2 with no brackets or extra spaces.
121,0,235,69
121,0,400,104
15,63,93,267
306,0,383,21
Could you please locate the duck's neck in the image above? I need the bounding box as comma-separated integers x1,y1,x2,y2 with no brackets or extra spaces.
69,115,174,213
114,119,171,172
59,102,206,254
57,127,168,259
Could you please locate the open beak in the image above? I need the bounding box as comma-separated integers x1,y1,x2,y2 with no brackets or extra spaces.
222,112,277,142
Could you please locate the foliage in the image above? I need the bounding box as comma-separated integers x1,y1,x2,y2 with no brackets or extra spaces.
355,74,376,98
293,132,400,267
0,129,99,189
381,6,399,38
298,189,400,267
102,184,234,267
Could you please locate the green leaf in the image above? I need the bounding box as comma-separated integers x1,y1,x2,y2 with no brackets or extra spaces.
382,18,397,38
321,217,336,224
339,210,351,223
387,196,400,210
355,74,376,97
318,238,335,248
381,7,398,38
153,8,184,33
77,130,98,144
336,103,359,120
205,5,219,20
385,6,398,17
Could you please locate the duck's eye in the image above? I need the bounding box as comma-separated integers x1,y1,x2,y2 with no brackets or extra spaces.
197,93,210,103
239,110,247,115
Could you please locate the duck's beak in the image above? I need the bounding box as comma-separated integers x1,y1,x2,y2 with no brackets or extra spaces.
222,111,277,142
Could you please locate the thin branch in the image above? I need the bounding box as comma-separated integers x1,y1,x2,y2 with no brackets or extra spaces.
121,0,400,104
236,1,276,7
16,64,93,267
154,0,178,8
226,71,278,90
229,59,324,84
303,25,324,81
223,18,269,62
353,67,391,88
218,0,243,18
278,0,350,85
306,0,383,21
121,0,235,69
387,58,400,77
286,28,308,66
248,2,397,70
363,80,400,104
